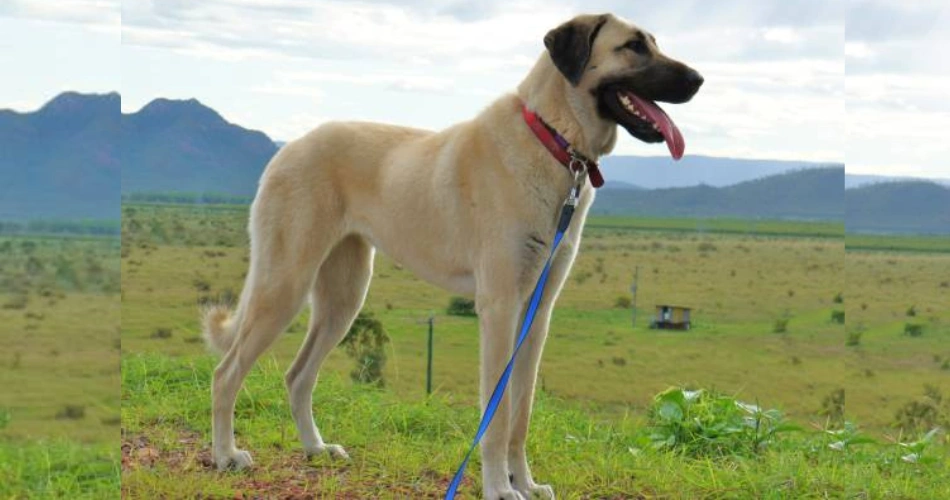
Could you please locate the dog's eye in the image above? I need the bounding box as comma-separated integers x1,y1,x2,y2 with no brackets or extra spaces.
624,39,648,55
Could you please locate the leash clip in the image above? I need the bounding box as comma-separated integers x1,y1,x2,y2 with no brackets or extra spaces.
566,153,587,207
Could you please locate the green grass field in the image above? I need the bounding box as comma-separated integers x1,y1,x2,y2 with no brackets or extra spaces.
119,204,949,498
846,233,950,253
0,235,121,498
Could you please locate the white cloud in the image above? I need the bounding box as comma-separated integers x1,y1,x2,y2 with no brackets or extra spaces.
844,42,874,59
117,0,848,164
0,0,119,30
269,70,454,94
846,3,950,175
763,27,802,44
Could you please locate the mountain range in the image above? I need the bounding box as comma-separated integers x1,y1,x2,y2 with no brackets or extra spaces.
2,92,948,234
599,155,843,189
121,98,277,195
0,92,119,219
846,181,950,234
592,167,844,220
846,173,950,189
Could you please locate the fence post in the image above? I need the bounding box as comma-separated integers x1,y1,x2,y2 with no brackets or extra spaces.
426,315,434,395
631,266,639,328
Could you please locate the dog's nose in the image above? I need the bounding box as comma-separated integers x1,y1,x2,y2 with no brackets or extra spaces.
686,69,704,90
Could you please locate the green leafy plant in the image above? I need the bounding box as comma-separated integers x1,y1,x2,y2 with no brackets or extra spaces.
896,428,942,465
0,408,10,430
823,421,876,452
646,387,799,457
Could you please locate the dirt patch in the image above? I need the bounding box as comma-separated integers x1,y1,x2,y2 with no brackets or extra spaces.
122,430,213,472
120,429,472,499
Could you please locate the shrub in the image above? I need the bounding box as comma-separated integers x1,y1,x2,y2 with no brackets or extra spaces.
894,385,949,434
906,305,917,317
340,312,390,387
833,292,844,304
0,408,9,430
903,323,924,337
446,296,477,317
614,295,632,308
55,405,86,420
772,318,789,334
846,328,862,347
646,387,798,457
192,277,211,292
831,310,845,324
2,294,29,310
150,328,173,339
820,388,845,424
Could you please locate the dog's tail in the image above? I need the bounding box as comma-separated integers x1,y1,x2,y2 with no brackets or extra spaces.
201,303,240,356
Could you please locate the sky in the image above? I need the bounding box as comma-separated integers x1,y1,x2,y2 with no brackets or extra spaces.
0,1,946,178
846,0,950,177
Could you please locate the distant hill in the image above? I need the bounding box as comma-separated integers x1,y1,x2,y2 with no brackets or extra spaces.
846,181,950,234
600,155,841,189
846,173,950,189
0,92,119,220
592,167,844,220
122,98,277,195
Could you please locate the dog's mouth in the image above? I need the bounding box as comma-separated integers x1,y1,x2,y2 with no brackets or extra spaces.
601,89,686,160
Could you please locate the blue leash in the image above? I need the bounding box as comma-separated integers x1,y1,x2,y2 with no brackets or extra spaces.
445,187,579,499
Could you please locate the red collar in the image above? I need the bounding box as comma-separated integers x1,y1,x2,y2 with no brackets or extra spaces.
521,104,604,188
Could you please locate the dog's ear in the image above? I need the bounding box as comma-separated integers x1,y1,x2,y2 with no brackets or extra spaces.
544,14,608,86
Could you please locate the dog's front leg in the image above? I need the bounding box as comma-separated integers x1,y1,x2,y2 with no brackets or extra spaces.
507,297,556,499
508,239,577,500
477,292,528,500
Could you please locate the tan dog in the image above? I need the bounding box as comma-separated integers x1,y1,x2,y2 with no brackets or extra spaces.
203,13,701,499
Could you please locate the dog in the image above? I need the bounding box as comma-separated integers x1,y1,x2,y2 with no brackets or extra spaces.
202,13,701,499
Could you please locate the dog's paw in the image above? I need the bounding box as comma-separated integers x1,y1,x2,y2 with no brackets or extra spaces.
305,443,350,461
214,448,253,471
485,488,528,500
518,484,554,499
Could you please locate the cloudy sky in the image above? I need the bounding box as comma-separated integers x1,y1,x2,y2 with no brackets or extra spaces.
0,1,118,109
847,0,950,177
1,1,947,178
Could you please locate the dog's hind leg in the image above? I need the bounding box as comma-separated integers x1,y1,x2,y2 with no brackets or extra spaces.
208,202,342,471
284,234,374,460
210,264,316,471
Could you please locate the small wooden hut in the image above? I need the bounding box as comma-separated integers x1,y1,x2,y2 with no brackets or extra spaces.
650,304,692,330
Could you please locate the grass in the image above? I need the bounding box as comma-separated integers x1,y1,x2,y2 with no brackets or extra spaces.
0,440,119,499
121,353,950,499
846,233,950,253
0,235,120,497
118,203,950,497
587,216,844,239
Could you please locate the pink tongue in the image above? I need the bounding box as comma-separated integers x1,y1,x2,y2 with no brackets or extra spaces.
622,91,685,160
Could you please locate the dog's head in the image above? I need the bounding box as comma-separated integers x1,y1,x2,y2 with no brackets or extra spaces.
543,14,702,159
